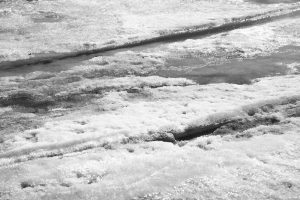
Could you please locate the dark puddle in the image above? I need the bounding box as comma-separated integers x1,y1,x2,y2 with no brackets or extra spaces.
156,46,300,85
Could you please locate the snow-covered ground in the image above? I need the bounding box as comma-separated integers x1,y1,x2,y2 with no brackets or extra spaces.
0,104,299,199
0,1,300,199
0,0,299,62
0,16,299,160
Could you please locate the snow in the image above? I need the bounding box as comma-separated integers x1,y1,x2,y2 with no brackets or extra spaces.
0,116,299,200
163,18,300,60
286,62,300,74
0,15,299,161
0,1,299,198
1,15,300,159
0,75,298,161
0,0,299,62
